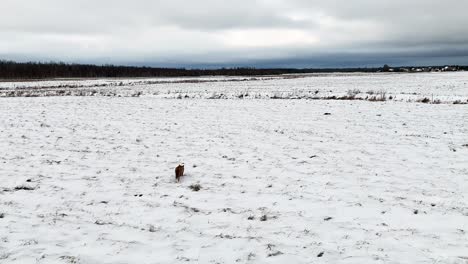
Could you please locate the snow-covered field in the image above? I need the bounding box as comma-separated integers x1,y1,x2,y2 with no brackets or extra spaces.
1,74,468,264
1,72,468,104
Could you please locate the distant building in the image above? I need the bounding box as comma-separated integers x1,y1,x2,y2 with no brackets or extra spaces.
443,66,458,71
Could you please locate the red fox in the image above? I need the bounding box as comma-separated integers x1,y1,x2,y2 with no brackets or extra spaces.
175,163,185,182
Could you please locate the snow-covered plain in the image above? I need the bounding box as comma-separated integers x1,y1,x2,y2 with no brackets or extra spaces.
1,73,468,264
0,76,274,90
1,72,468,104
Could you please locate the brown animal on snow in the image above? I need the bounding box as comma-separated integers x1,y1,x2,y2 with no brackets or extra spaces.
175,163,185,182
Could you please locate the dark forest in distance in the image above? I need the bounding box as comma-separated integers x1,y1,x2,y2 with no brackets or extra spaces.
0,60,466,80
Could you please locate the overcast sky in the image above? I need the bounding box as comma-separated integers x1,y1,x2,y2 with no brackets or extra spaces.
2,0,468,68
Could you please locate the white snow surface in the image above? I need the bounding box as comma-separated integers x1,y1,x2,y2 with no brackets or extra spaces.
0,76,268,90
1,74,468,264
1,72,468,103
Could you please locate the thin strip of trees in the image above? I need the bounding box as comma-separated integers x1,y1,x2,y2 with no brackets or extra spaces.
0,60,382,80
1,60,465,80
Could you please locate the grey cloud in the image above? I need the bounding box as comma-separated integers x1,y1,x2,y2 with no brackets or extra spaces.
1,0,467,67
1,0,307,33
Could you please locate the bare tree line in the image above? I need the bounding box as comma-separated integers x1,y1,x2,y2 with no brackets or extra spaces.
1,60,465,80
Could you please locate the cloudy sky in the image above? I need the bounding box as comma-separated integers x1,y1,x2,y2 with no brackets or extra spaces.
2,0,468,68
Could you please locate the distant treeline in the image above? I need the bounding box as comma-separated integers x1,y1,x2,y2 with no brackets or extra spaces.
0,60,466,80
0,60,380,79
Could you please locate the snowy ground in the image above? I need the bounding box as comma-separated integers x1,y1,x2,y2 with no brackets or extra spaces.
1,72,468,104
1,75,468,264
0,76,275,90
